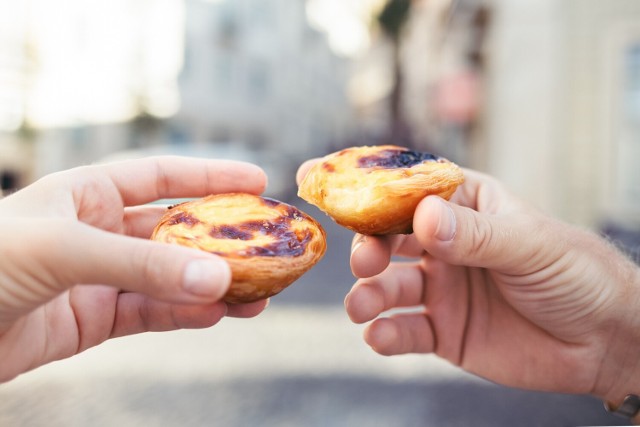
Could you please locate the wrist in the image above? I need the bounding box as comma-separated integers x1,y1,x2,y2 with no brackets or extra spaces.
595,263,640,422
598,338,640,425
597,358,640,419
604,395,640,424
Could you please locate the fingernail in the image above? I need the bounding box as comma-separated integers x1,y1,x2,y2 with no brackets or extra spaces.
183,259,230,298
351,234,367,254
434,199,457,241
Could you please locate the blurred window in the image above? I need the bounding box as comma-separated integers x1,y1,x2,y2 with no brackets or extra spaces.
210,127,231,142
216,2,240,48
213,55,237,95
0,170,18,191
168,125,190,146
247,59,271,104
0,3,27,130
0,51,25,130
624,44,640,124
181,44,193,82
246,130,268,149
616,40,640,211
247,0,276,30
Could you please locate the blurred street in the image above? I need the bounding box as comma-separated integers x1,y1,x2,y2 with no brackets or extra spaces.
0,201,630,426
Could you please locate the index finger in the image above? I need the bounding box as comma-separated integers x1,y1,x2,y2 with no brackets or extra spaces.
296,158,320,185
350,233,424,278
450,168,518,213
350,234,392,278
96,156,268,206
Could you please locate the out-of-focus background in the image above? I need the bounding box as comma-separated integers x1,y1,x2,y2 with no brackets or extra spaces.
1,0,639,425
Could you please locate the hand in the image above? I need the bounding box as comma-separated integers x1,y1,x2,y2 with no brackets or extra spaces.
298,162,640,409
0,156,269,382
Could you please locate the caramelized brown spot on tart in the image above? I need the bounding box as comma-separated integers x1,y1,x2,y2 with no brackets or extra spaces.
167,212,200,226
322,163,336,173
357,148,440,169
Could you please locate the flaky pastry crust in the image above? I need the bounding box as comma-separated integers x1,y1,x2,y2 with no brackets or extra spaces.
298,145,464,235
151,193,326,304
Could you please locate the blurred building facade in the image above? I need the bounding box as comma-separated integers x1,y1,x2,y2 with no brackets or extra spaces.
0,0,354,197
0,0,185,186
176,0,354,162
403,0,488,164
347,0,488,161
356,0,640,232
484,0,640,231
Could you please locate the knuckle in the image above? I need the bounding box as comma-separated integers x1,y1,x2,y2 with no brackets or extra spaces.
137,299,152,332
132,244,165,294
467,214,497,261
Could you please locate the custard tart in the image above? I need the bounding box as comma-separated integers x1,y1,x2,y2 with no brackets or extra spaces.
298,145,464,235
151,193,326,303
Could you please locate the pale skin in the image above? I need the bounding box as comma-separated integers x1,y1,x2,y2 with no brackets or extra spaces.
0,156,269,382
298,162,640,422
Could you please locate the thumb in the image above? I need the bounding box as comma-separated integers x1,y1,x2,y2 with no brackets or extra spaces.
0,219,231,319
413,196,546,272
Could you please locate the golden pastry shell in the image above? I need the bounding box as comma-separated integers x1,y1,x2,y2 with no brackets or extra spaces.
151,193,327,304
298,145,464,235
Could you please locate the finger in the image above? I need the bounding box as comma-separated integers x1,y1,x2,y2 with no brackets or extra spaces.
345,263,424,324
110,292,228,339
419,258,473,364
62,223,231,302
123,205,169,238
1,219,233,324
364,313,435,356
413,196,551,272
94,156,268,206
392,234,426,258
110,297,269,339
68,285,119,352
452,169,530,217
448,168,486,209
226,299,269,318
350,235,392,278
296,159,320,185
70,286,267,345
